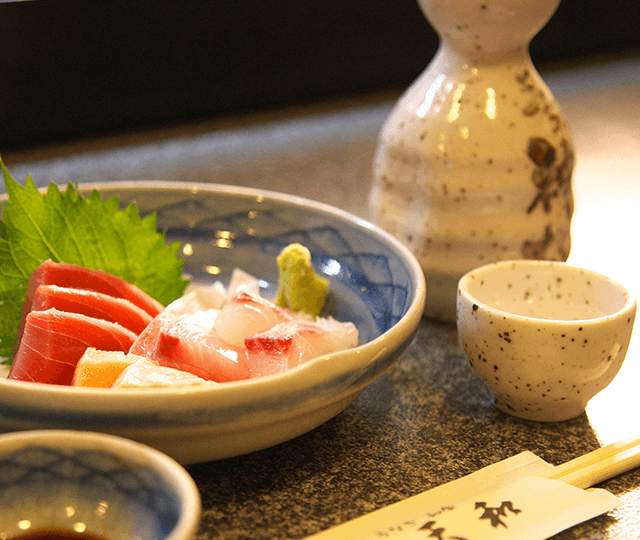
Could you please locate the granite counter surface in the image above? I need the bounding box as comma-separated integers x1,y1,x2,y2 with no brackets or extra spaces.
3,57,640,539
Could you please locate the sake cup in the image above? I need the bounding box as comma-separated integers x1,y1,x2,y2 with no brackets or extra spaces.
0,430,201,540
457,260,637,422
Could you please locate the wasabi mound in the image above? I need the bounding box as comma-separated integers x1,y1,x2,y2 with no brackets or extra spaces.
275,243,329,317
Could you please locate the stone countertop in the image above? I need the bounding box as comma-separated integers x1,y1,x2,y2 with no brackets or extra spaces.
3,57,640,539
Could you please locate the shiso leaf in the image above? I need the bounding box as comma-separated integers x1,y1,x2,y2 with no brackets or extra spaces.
0,158,189,360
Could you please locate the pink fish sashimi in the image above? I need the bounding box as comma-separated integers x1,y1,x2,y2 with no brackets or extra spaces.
244,318,360,377
31,285,153,335
154,310,251,383
129,288,221,358
214,291,295,348
8,308,138,385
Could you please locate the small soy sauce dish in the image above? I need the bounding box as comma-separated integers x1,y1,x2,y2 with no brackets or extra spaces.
0,430,201,540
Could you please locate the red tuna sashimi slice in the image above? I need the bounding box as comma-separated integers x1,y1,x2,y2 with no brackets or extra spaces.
14,260,164,356
24,260,164,318
244,318,359,377
155,310,251,382
214,291,295,348
8,308,138,385
32,285,153,335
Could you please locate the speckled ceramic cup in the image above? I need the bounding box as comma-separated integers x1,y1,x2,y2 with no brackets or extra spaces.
457,260,637,422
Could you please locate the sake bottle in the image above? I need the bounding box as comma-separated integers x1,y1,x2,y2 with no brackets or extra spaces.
370,0,574,321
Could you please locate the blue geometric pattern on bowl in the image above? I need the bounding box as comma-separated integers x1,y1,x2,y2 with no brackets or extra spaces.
141,190,416,342
0,446,179,537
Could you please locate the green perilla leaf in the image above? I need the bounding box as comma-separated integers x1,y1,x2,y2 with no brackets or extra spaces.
0,158,189,359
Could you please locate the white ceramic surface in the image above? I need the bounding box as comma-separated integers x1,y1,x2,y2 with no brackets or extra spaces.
0,181,426,464
370,0,574,322
0,429,201,540
457,260,637,421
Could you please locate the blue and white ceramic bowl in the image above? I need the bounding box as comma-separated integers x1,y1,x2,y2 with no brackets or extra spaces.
0,429,201,540
0,182,426,464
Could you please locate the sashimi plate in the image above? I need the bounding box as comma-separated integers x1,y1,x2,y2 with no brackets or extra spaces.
0,181,426,464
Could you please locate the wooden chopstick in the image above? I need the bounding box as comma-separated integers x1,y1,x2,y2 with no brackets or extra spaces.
541,433,640,489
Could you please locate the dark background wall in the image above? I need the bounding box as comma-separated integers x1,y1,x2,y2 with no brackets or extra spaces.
1,0,638,150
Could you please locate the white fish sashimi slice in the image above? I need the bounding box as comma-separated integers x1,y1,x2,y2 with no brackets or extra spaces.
155,310,251,383
182,269,260,308
165,288,226,315
129,289,222,358
227,268,261,298
112,358,214,388
214,291,295,348
182,281,228,310
244,318,359,378
130,273,260,359
311,317,360,347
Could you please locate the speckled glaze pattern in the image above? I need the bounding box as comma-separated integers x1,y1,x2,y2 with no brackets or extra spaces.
369,0,575,322
457,261,637,422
